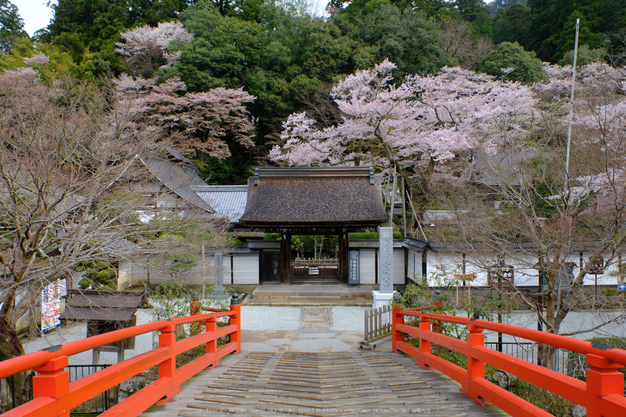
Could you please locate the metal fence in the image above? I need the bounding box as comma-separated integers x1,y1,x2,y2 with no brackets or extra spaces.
67,364,119,415
485,341,569,375
0,371,33,413
0,364,117,415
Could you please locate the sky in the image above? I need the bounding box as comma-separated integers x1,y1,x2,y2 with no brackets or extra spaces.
13,0,54,36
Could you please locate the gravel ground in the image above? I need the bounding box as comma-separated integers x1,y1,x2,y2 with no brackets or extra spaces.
240,306,301,330
331,306,369,331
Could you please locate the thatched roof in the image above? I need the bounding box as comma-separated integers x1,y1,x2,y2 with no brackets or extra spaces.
238,167,388,229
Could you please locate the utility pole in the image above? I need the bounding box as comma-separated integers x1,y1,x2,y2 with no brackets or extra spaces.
565,18,580,190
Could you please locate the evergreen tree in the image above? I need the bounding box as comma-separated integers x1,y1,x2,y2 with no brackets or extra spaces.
0,0,26,53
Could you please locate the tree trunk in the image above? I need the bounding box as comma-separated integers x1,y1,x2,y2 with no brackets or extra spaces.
0,317,28,411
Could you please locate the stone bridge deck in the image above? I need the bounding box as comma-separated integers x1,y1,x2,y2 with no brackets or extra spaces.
142,351,506,417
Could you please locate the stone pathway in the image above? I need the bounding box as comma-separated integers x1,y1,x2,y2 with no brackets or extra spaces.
300,307,332,330
240,306,363,353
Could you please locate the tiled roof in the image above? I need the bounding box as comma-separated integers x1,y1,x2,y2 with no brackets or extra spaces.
191,185,249,222
140,155,214,213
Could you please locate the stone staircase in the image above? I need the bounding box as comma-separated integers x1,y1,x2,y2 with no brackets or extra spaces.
242,284,375,306
172,351,498,417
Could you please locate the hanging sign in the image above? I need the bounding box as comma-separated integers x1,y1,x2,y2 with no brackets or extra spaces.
41,279,66,333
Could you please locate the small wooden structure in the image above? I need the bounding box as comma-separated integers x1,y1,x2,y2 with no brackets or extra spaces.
60,290,147,364
238,167,388,284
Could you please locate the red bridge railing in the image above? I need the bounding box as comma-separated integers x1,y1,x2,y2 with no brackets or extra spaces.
392,306,626,417
0,297,241,417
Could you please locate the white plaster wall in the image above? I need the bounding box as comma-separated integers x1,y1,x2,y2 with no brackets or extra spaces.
406,250,421,283
359,249,376,284
232,253,259,285
393,249,405,284
427,251,622,287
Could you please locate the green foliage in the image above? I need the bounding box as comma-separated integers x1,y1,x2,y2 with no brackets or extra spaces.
478,41,546,84
559,44,604,66
0,38,99,81
290,235,339,259
264,233,281,241
567,336,626,381
77,259,117,290
525,0,622,63
507,378,574,416
349,231,379,239
48,0,192,72
355,5,454,76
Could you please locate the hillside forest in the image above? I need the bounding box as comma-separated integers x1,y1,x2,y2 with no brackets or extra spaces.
1,0,625,185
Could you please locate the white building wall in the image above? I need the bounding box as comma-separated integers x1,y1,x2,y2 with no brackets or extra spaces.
232,253,259,285
426,251,622,287
406,250,420,283
359,249,376,284
393,249,405,284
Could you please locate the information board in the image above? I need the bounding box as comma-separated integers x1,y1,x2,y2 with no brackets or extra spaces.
41,279,66,333
348,250,360,285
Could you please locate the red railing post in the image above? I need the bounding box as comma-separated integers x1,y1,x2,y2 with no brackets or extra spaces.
230,293,242,353
586,354,625,417
32,355,70,417
205,316,219,369
156,323,181,404
391,305,404,353
461,322,489,405
415,314,431,369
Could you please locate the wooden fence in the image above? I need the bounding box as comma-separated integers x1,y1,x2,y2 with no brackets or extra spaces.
364,305,392,342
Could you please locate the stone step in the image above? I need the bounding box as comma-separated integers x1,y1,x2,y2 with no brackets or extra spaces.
242,297,372,307
250,292,372,298
242,284,375,306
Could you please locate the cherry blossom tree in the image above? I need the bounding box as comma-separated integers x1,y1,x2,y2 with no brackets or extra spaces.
115,75,255,159
114,22,256,161
432,62,626,359
270,60,536,196
116,21,194,78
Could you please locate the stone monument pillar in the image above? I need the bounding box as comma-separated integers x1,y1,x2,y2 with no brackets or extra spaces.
373,227,397,308
209,251,227,300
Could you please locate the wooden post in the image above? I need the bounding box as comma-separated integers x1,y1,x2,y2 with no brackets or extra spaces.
391,305,403,353
461,323,489,405
33,356,70,417
415,315,431,369
339,230,349,282
230,294,242,354
157,323,181,404
281,232,292,283
205,316,218,369
586,354,625,417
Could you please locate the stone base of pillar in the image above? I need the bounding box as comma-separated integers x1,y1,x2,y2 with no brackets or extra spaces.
372,290,398,309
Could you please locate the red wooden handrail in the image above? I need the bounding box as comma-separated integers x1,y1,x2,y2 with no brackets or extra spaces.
0,301,241,417
392,306,626,417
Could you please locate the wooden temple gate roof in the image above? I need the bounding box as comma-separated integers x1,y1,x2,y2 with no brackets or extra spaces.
238,167,388,231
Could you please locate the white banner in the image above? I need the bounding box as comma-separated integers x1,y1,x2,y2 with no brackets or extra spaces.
41,279,66,333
